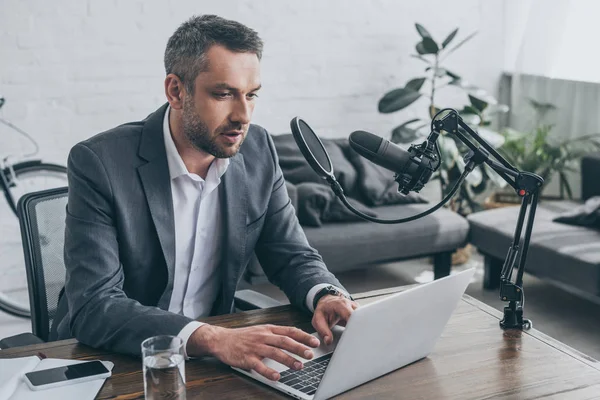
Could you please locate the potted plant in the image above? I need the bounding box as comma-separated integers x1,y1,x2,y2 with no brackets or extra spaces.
494,99,600,202
377,23,509,216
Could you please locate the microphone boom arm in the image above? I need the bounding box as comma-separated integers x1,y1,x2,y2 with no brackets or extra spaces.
433,110,544,330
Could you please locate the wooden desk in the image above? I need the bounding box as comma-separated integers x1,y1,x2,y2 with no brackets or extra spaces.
2,287,600,399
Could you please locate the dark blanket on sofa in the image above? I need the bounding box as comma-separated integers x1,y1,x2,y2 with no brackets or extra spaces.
554,196,600,229
295,182,376,227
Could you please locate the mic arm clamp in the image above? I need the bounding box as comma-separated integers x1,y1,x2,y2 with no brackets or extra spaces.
433,110,544,330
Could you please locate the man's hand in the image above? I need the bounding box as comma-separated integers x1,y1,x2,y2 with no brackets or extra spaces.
312,295,359,345
187,324,320,381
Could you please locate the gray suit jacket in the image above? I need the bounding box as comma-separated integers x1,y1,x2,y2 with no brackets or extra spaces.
51,103,344,356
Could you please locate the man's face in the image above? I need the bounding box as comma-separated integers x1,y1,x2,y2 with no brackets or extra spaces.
182,45,261,158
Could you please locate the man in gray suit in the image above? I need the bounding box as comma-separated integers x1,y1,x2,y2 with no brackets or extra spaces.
51,15,358,382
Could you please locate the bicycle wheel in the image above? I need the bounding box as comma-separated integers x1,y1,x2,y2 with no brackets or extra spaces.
0,162,68,318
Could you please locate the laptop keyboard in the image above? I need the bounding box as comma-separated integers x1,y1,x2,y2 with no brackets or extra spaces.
278,353,333,396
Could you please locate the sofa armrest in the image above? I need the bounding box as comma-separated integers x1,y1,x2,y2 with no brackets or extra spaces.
581,154,600,201
234,290,284,311
286,180,298,212
0,332,44,349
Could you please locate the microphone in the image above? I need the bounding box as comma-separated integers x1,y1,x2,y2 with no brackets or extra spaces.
349,130,440,194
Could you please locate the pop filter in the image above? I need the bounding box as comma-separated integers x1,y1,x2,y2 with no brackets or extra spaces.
290,117,335,182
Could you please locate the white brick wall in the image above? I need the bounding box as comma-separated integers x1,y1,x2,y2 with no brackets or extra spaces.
0,0,505,166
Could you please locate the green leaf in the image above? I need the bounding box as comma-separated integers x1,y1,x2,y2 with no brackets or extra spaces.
443,31,477,58
416,38,439,55
391,119,427,143
469,95,488,112
405,77,427,91
415,42,431,55
528,98,557,112
378,88,422,113
445,70,461,80
415,23,432,39
460,105,480,115
442,28,459,48
422,37,439,53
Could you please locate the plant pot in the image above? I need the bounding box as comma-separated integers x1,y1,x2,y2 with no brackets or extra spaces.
452,244,473,265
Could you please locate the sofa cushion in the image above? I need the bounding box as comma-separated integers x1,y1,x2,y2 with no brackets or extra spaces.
302,203,469,273
468,202,600,296
295,182,376,227
272,134,359,197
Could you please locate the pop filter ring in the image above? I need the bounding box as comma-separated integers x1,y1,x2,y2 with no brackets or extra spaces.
290,117,335,181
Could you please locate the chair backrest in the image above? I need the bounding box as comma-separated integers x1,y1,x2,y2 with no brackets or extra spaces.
18,187,68,341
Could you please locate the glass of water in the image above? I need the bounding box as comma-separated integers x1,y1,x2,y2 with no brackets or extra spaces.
142,335,186,399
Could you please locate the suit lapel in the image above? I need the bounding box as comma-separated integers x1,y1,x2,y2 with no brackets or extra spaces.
137,104,176,309
215,153,248,314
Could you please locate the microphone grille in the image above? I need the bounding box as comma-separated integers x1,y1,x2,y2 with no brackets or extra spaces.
349,131,382,153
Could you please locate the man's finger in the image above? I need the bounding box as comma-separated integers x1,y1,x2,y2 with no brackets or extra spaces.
265,334,315,360
312,311,333,345
270,325,320,348
252,358,281,381
260,345,304,371
335,302,353,323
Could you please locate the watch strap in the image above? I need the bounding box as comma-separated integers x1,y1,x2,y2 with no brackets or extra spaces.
312,285,352,311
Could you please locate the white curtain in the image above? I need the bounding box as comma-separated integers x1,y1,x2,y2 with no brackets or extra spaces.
506,0,600,198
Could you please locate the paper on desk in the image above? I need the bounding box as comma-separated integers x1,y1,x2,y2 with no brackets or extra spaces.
0,356,40,400
7,358,113,400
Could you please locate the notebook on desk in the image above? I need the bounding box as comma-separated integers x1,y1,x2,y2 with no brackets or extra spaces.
0,356,112,400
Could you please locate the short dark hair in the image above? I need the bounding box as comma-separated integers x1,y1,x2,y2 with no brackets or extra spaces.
164,15,263,93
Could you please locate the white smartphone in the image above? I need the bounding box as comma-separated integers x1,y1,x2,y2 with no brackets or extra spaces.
23,360,112,391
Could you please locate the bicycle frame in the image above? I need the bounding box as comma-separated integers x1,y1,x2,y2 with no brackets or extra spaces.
1,159,44,214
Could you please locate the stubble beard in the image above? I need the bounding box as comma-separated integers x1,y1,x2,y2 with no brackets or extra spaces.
182,95,245,158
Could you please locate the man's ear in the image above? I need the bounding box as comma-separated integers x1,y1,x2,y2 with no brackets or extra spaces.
165,74,186,110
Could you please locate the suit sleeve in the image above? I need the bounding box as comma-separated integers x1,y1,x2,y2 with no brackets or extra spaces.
253,132,347,311
62,143,193,356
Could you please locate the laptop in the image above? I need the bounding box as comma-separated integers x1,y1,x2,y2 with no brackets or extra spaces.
233,268,475,400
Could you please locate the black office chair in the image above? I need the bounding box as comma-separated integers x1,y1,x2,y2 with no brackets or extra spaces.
0,187,280,349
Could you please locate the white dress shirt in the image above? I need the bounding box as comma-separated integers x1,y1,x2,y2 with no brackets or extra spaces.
162,106,345,357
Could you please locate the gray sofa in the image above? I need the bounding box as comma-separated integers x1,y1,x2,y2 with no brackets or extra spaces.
244,135,470,283
468,154,600,297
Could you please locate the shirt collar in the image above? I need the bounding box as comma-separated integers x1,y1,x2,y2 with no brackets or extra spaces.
162,105,230,182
